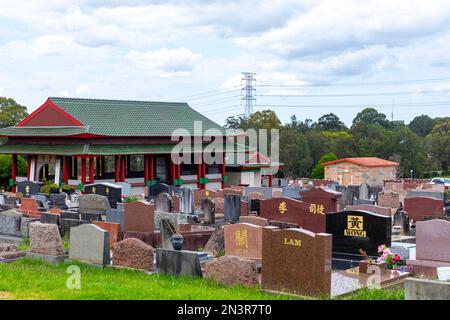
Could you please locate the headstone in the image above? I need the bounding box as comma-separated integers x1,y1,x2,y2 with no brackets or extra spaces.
261,227,332,297
155,192,172,212
112,238,155,272
156,248,202,277
345,204,392,216
282,187,303,200
404,197,444,222
204,224,228,256
60,219,88,237
60,211,80,220
160,217,176,250
78,194,111,214
17,181,40,197
93,221,121,248
180,187,195,215
268,220,300,229
416,219,450,262
224,194,241,223
326,210,392,257
31,194,49,210
213,198,224,213
201,198,215,225
239,215,269,227
359,173,370,200
244,187,272,199
147,183,171,201
353,199,375,205
20,217,40,238
154,211,187,231
29,222,64,256
393,211,410,235
19,198,41,217
49,193,68,209
204,256,258,287
0,209,22,237
224,223,263,260
69,224,110,265
124,201,154,233
301,186,342,214
336,185,354,206
249,198,260,215
377,191,400,208
406,190,445,201
40,212,60,225
259,197,326,233
105,208,124,232
84,182,122,209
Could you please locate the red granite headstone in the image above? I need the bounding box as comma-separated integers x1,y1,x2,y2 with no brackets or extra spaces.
124,200,155,233
404,197,444,222
19,198,41,217
261,226,332,297
224,223,263,260
239,215,269,227
259,197,325,233
345,204,392,216
93,221,121,248
416,219,450,262
301,186,342,214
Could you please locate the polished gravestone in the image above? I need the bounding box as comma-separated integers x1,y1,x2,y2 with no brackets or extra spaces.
17,181,41,198
224,194,241,223
155,192,172,213
202,198,215,225
326,210,391,269
84,182,121,209
156,248,203,277
147,183,171,201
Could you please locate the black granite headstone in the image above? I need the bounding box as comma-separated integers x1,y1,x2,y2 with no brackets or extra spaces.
80,213,103,223
326,210,391,257
201,198,215,225
84,183,121,209
60,211,80,220
60,218,88,237
155,248,203,277
147,183,171,201
49,193,68,209
250,198,260,215
224,194,241,223
40,212,60,225
17,181,41,198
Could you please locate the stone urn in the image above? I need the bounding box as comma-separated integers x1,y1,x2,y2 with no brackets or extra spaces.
172,234,184,251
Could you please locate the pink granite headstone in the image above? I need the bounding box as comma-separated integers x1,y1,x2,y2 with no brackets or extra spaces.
416,219,450,262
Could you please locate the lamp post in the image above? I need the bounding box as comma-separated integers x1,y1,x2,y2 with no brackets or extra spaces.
410,169,413,179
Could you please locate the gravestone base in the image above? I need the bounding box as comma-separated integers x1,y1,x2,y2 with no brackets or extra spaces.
155,248,203,277
27,252,67,264
405,277,450,300
0,235,23,246
64,258,108,268
406,259,450,278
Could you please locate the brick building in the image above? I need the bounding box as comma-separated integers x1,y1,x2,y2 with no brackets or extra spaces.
321,157,398,186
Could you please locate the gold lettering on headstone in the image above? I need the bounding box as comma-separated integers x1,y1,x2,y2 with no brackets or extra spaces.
344,215,367,237
235,230,249,255
278,201,287,214
308,203,325,215
105,187,109,195
25,185,30,196
283,237,302,247
92,186,96,194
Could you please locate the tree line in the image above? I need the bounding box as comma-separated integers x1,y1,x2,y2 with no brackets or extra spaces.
225,108,450,179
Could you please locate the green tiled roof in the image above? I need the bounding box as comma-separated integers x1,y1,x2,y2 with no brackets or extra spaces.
0,143,86,155
51,97,224,137
0,126,88,137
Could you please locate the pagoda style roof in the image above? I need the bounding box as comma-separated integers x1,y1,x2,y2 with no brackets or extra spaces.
0,97,224,137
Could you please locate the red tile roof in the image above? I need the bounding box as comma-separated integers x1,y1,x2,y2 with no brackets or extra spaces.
321,157,399,167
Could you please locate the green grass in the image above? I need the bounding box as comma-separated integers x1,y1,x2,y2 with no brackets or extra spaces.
0,259,404,300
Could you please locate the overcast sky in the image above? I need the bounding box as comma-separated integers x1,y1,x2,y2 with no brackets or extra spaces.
1,0,450,126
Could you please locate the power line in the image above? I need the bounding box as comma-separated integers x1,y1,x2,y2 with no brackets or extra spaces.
203,105,243,115
255,88,450,98
256,77,450,88
192,96,242,108
173,86,240,101
254,101,450,109
242,72,256,116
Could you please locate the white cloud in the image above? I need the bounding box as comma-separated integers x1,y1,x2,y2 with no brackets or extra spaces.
58,90,70,97
0,86,4,95
76,85,91,95
125,47,202,77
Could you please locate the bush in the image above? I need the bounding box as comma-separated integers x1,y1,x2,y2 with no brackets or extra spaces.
311,152,338,179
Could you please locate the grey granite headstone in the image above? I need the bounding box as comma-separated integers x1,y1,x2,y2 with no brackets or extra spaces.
156,248,203,277
154,211,187,231
20,217,40,238
69,224,110,265
84,182,122,209
224,194,241,223
78,194,111,214
31,195,49,209
282,187,303,199
353,199,375,205
60,219,88,237
49,193,68,209
106,208,124,232
155,192,172,213
160,217,176,250
202,198,215,225
40,212,60,225
244,187,272,199
0,210,22,237
180,187,195,215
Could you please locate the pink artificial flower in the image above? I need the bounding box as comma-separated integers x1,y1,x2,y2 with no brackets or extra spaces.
378,245,385,254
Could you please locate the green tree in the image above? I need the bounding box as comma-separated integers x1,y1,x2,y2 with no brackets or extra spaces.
316,113,347,131
0,155,28,189
311,152,338,179
352,107,390,129
224,114,249,130
389,127,426,177
426,121,450,172
247,110,282,130
279,128,313,178
0,97,29,128
408,115,435,137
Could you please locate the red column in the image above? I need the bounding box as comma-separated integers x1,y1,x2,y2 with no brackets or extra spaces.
197,160,201,189
63,156,69,185
268,174,273,187
27,156,31,180
121,156,126,182
11,154,17,192
89,157,94,183
114,156,120,183
144,155,149,183
221,153,226,189
177,163,181,179
81,158,87,185
202,158,207,190
149,156,154,181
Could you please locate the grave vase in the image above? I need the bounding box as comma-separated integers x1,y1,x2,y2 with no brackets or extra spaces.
172,234,184,251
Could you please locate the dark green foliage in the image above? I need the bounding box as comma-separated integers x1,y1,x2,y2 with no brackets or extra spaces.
311,153,338,179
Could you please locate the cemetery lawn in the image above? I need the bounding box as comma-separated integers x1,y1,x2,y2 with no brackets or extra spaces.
0,259,404,300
